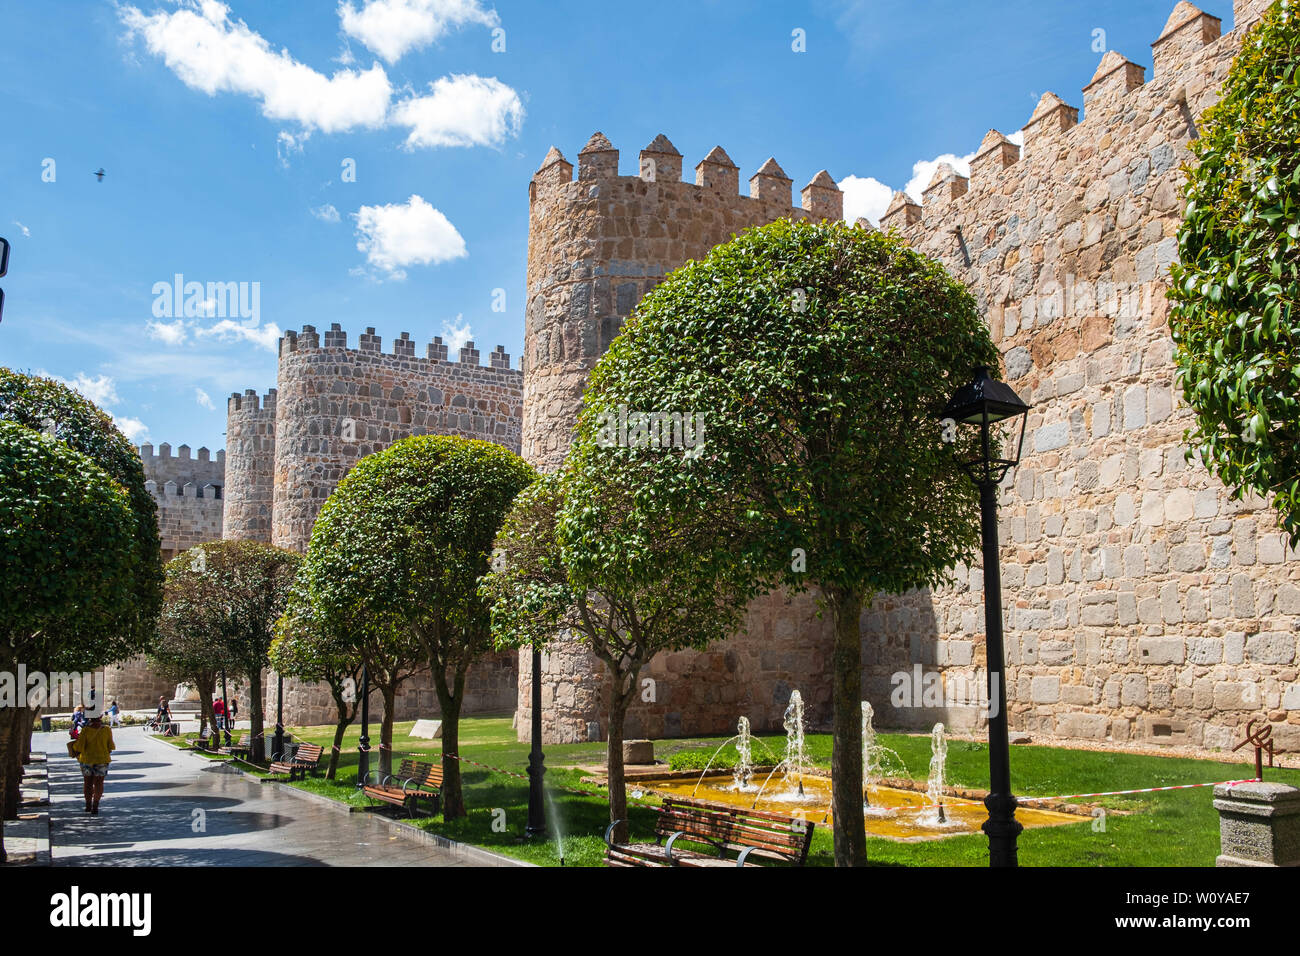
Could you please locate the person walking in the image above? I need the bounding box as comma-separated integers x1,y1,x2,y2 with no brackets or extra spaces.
107,700,122,727
153,695,172,734
72,711,115,814
213,696,226,732
70,704,87,738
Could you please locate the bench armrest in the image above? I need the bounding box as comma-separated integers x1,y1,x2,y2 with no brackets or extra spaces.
603,820,625,848
664,831,691,866
736,846,758,867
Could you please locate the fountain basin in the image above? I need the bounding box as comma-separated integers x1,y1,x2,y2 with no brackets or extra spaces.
632,772,1086,842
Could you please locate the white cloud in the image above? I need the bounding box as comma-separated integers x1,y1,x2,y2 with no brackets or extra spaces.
12,221,30,238
838,174,893,226
338,0,499,63
56,373,121,409
1008,129,1025,147
440,314,473,353
312,203,341,223
147,319,189,345
120,0,392,134
113,415,151,443
903,150,977,203
35,370,149,440
353,195,467,279
194,319,283,352
277,129,310,165
120,1,523,153
392,74,523,149
195,387,215,410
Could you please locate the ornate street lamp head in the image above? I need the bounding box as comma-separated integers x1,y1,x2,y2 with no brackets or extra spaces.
939,366,1031,486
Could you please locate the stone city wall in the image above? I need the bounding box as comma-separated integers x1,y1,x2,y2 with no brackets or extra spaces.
519,0,1299,751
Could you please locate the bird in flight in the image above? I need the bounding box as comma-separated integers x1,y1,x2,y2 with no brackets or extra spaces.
94,168,106,182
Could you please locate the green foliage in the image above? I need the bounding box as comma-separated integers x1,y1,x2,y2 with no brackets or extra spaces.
0,421,139,666
155,540,301,681
303,435,535,659
1169,1,1300,545
270,584,361,688
0,369,162,664
575,217,999,605
480,474,573,651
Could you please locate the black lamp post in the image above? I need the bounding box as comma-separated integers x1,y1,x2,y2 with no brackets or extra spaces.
273,670,285,761
220,669,230,746
357,665,371,787
525,645,547,839
940,366,1030,868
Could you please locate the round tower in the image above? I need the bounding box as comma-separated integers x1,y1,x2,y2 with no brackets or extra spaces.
520,133,844,743
223,388,277,542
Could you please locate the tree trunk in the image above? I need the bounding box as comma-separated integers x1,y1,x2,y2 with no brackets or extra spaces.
198,686,215,739
328,718,348,780
0,705,13,863
606,675,632,844
831,588,867,867
20,707,37,764
440,695,464,819
379,684,396,779
249,671,266,763
1,706,23,822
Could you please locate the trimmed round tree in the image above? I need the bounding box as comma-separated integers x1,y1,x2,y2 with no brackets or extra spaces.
150,551,240,740
155,541,300,761
1169,1,1300,545
0,369,163,663
270,587,363,780
482,471,748,841
0,421,139,858
573,218,999,866
299,435,535,816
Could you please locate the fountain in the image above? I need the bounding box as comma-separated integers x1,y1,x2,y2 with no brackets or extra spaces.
920,722,956,828
642,699,1082,840
688,716,779,796
860,701,907,817
749,690,819,807
782,690,808,797
733,716,754,792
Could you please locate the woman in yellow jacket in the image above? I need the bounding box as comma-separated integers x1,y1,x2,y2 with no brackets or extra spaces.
73,713,115,814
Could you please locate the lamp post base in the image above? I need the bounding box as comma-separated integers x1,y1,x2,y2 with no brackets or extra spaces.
982,792,1024,868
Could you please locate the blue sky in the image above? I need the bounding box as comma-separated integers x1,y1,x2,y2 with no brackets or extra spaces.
0,0,1234,453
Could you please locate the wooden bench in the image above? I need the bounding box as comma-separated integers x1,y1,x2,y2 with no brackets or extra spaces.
361,759,444,817
217,734,249,759
267,742,323,780
190,729,214,752
605,796,815,867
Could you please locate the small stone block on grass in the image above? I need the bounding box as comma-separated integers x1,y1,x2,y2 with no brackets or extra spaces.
409,719,443,740
622,739,655,765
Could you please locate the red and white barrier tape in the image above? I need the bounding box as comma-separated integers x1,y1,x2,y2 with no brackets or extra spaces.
1016,777,1259,803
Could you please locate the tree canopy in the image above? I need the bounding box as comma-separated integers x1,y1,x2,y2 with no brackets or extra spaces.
299,434,535,809
0,369,162,661
483,469,749,840
155,540,300,760
1169,1,1300,545
569,218,999,865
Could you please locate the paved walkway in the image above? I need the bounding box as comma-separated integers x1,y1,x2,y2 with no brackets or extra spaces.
35,728,481,866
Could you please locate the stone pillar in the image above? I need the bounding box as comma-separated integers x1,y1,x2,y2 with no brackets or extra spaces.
1214,781,1300,867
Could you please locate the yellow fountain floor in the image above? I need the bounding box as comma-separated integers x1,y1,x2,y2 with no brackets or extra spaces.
632,773,1085,841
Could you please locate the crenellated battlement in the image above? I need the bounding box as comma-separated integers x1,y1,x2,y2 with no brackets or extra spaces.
278,322,519,374
530,131,842,220
138,441,224,465
227,387,278,415
871,0,1256,242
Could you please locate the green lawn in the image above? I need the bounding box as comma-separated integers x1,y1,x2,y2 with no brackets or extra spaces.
240,715,1296,867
